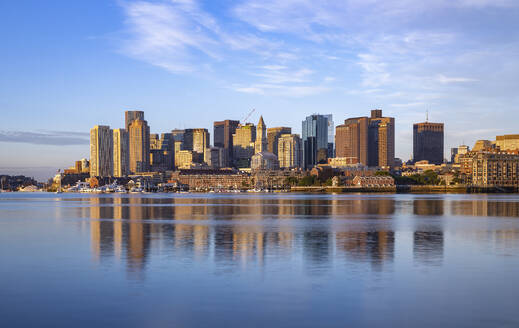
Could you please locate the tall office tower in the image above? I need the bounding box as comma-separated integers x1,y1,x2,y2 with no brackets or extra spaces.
335,117,369,165
90,125,113,177
233,123,256,168
125,110,145,130
214,120,240,167
255,116,267,153
324,114,334,158
278,134,302,169
368,109,395,168
183,128,210,155
452,145,469,164
413,122,444,164
150,133,174,172
128,119,150,173
113,128,129,177
302,114,328,169
267,127,291,156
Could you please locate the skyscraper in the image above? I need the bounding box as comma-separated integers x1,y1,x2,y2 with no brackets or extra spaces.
214,120,240,167
413,122,444,164
255,116,267,153
90,125,113,177
278,134,302,169
267,127,291,156
125,110,144,130
324,114,334,158
183,128,210,156
335,117,368,165
113,128,129,177
129,119,150,173
233,123,256,168
302,114,328,169
368,109,395,168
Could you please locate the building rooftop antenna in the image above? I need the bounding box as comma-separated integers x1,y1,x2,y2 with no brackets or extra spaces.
426,109,429,122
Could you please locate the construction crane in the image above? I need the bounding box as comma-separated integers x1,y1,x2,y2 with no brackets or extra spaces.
242,108,255,124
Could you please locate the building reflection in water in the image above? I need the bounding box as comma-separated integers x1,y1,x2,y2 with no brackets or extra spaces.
412,199,444,266
86,196,429,278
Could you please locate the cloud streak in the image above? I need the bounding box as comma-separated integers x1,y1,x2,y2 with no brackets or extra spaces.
0,131,89,146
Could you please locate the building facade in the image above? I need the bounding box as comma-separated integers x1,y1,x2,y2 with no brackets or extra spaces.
302,114,329,169
251,151,279,171
368,109,395,168
183,128,210,156
233,123,256,168
90,125,113,177
129,119,150,173
214,120,240,167
413,122,444,164
278,134,302,169
471,151,519,186
113,128,129,177
335,117,369,165
150,133,174,172
495,134,519,151
267,127,291,157
125,110,144,130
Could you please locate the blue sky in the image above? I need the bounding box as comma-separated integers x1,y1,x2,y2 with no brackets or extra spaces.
1,0,519,180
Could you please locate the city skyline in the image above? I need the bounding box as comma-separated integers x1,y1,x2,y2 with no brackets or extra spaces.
2,1,519,179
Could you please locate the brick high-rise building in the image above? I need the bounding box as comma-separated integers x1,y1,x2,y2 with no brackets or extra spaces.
90,125,113,177
335,117,368,165
267,127,291,156
213,120,239,167
113,128,129,177
129,119,150,173
413,122,444,164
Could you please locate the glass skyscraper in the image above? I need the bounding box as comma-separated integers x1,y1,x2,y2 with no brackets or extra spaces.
302,114,329,169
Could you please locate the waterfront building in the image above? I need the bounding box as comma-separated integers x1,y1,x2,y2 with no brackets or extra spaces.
184,128,210,156
302,114,329,169
413,122,444,164
278,134,302,169
129,119,150,173
125,110,144,130
471,151,519,186
90,125,113,177
251,151,279,171
214,120,240,167
268,127,292,157
335,117,369,165
80,158,89,173
495,134,519,151
255,116,267,154
113,128,129,177
169,169,250,190
368,109,395,168
233,123,256,168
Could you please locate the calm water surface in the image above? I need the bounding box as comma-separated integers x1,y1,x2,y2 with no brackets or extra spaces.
1,193,519,327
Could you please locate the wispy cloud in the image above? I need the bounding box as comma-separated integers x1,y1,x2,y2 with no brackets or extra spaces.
0,131,89,146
